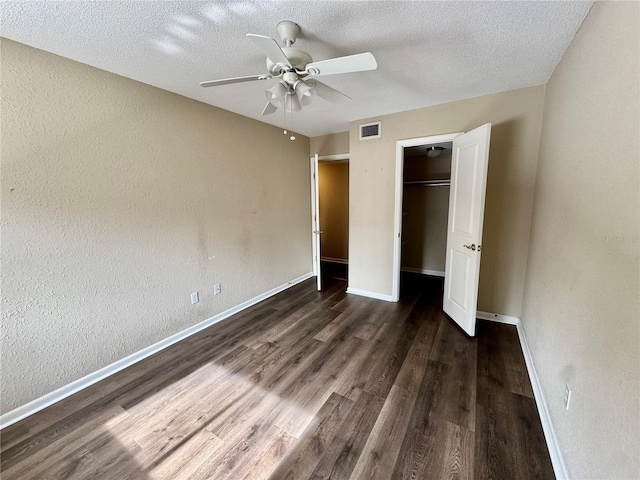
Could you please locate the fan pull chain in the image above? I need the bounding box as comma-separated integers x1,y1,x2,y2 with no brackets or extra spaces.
281,93,295,141
283,95,288,135
289,98,295,141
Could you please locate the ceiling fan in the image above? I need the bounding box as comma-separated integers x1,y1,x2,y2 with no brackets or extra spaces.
200,21,377,116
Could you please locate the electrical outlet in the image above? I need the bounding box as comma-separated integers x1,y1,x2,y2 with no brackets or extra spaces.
564,384,572,410
191,292,199,304
214,283,221,295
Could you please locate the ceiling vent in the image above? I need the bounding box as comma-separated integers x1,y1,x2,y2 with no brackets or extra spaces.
359,121,381,140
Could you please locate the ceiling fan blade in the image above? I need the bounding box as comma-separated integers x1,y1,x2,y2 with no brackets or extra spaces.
305,52,377,76
261,102,278,116
200,75,271,87
246,34,292,68
307,80,351,103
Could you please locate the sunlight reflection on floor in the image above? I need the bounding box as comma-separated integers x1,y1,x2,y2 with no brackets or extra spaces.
104,360,311,480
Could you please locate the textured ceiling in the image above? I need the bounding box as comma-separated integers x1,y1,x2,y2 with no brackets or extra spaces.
0,1,593,137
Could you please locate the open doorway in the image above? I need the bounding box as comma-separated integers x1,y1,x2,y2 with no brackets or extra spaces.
393,133,461,301
397,141,452,310
318,158,349,281
310,153,349,290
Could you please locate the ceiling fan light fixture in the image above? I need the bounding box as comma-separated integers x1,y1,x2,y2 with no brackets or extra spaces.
285,93,302,112
266,82,287,108
294,81,313,106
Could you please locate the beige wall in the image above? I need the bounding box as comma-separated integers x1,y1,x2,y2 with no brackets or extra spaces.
521,2,640,479
310,132,349,157
349,86,545,314
318,162,349,261
0,39,311,413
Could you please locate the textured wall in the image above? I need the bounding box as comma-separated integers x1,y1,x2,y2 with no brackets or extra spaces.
318,162,349,261
310,132,349,157
0,39,311,413
348,86,545,315
521,2,639,478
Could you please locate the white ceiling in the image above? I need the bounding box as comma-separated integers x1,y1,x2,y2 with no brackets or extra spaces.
0,1,593,138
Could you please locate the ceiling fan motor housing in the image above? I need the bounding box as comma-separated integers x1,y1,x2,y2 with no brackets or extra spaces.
282,71,299,85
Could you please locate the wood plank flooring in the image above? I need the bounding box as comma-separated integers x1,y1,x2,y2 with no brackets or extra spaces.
0,274,555,479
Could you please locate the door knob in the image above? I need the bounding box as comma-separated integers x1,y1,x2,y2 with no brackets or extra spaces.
463,243,476,251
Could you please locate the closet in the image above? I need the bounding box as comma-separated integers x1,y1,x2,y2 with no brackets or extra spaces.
400,142,452,284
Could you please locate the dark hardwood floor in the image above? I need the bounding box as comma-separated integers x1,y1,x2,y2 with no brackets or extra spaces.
320,260,348,281
0,274,554,479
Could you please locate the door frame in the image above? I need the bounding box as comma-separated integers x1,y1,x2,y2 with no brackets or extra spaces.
392,133,463,302
310,153,350,290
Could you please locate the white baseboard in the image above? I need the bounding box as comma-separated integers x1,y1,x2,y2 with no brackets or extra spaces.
320,257,348,265
346,287,394,302
476,310,520,325
401,267,445,277
0,272,314,430
516,322,568,479
480,311,568,479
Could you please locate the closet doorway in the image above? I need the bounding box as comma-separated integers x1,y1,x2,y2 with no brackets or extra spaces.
392,125,491,336
310,154,349,291
400,141,453,280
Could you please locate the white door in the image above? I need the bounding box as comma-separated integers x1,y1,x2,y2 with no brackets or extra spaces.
311,154,323,291
443,123,491,336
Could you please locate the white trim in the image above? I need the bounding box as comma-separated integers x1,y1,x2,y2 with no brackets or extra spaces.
476,310,520,325
392,141,404,302
392,132,464,302
401,267,445,277
321,256,348,264
310,155,319,280
516,322,568,480
346,287,394,302
479,312,568,479
0,272,314,430
317,153,349,162
310,152,350,288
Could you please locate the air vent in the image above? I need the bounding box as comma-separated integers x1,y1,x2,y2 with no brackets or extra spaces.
359,121,381,140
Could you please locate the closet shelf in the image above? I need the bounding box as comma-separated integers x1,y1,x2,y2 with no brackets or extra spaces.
404,180,451,187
